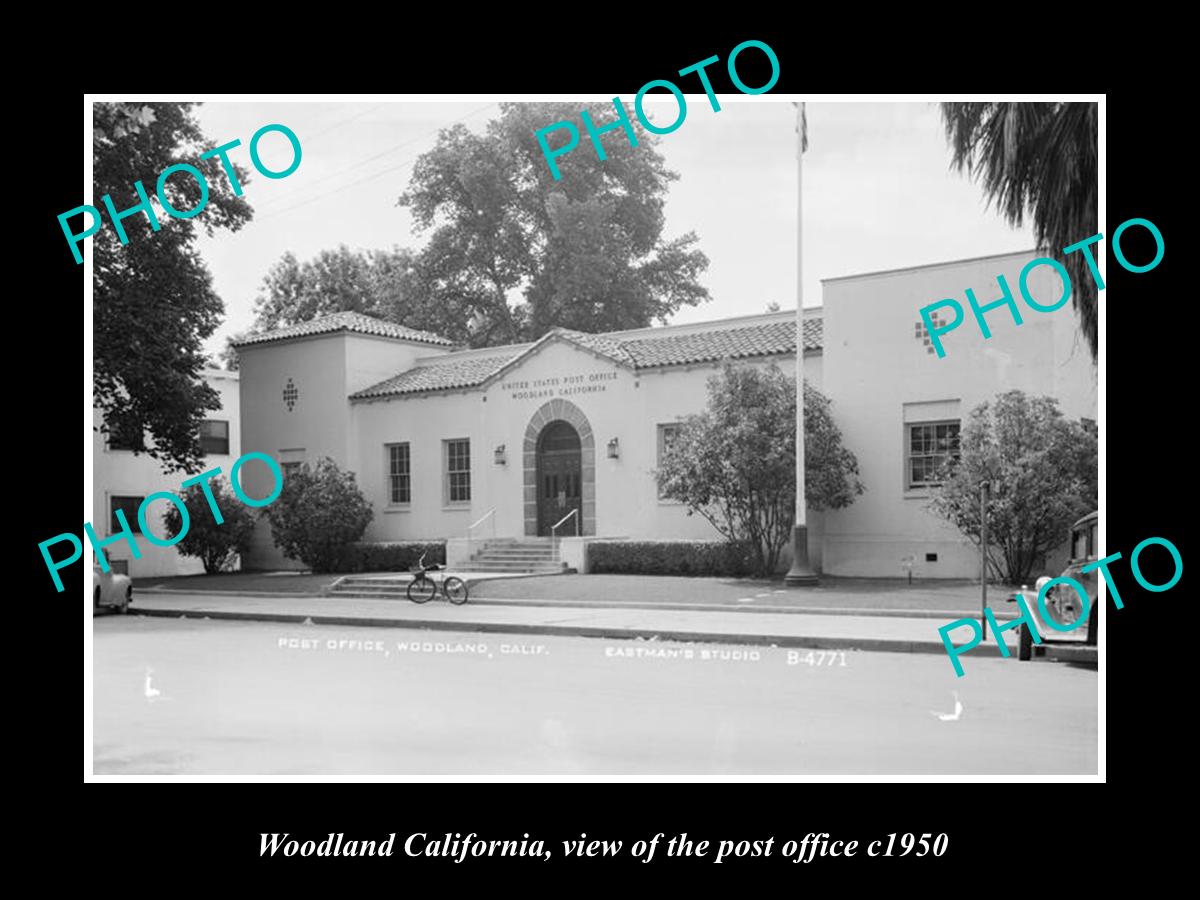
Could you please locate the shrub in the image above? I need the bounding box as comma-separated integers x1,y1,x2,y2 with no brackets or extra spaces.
162,479,257,574
657,363,864,577
264,457,374,573
334,541,446,574
587,540,756,577
928,390,1097,583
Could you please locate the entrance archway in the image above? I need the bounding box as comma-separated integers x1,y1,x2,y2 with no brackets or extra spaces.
523,399,595,536
536,421,581,536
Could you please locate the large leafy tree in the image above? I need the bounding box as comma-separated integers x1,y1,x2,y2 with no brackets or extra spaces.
93,102,253,472
224,245,472,368
401,102,711,346
251,246,375,327
928,390,1097,583
941,103,1098,359
657,364,864,576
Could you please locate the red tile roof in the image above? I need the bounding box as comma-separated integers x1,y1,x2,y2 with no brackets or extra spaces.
351,353,523,399
351,314,822,400
233,311,454,348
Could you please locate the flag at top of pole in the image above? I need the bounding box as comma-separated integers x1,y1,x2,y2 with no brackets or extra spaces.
784,101,818,587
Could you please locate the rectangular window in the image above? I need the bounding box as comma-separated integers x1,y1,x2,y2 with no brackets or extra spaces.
657,423,682,499
387,443,411,505
657,423,682,464
444,439,471,504
199,419,230,456
906,420,961,489
1073,527,1090,560
107,421,144,452
110,495,145,534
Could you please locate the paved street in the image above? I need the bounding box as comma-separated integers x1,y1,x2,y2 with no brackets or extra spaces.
93,616,1097,776
139,572,1024,617
473,574,1023,615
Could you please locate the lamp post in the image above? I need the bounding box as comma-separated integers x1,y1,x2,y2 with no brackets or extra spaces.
980,480,989,639
785,101,818,587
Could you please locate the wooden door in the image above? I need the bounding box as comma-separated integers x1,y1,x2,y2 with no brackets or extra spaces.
536,421,582,536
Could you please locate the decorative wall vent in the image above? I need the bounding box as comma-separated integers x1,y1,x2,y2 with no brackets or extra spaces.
283,378,299,412
915,312,948,354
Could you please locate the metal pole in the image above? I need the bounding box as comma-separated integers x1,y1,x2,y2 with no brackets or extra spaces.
980,481,989,639
794,102,806,537
785,101,817,586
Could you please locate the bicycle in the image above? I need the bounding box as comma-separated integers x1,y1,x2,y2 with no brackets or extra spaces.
407,552,469,605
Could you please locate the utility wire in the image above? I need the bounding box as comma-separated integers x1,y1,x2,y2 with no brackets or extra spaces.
302,103,386,141
255,150,428,220
253,102,496,214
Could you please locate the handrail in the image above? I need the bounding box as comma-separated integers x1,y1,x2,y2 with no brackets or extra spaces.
467,507,496,540
550,508,579,539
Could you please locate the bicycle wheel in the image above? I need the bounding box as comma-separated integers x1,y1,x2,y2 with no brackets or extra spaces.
443,577,469,605
407,576,436,604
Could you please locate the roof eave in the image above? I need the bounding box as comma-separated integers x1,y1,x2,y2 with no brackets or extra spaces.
233,325,454,350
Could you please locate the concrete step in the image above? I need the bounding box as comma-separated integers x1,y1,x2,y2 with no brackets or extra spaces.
477,542,557,549
468,556,561,564
475,543,559,551
471,553,560,561
329,588,407,597
327,591,409,600
472,547,556,554
479,540,556,547
471,552,560,560
336,578,413,586
471,565,557,571
469,566,565,574
330,583,407,592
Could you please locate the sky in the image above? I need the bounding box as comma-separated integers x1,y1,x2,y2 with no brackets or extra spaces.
192,99,1034,358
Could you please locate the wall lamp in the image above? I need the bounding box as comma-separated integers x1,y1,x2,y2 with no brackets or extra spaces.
607,438,620,459
494,444,507,465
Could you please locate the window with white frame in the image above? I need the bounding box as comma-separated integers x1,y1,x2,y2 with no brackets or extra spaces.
106,421,145,452
110,495,145,535
906,420,961,489
387,443,411,505
199,419,230,456
444,439,471,504
656,423,682,499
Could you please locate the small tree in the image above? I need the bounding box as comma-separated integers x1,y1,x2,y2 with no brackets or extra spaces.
657,363,865,576
928,390,1097,584
163,480,257,574
265,457,374,572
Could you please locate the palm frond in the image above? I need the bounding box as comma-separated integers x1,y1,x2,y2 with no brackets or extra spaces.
940,102,1098,360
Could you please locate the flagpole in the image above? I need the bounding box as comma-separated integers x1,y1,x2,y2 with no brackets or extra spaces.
785,101,818,586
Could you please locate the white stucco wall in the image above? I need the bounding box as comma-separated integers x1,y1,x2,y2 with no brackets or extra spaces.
820,251,1098,578
92,369,240,579
238,332,441,569
351,324,824,571
233,265,1095,580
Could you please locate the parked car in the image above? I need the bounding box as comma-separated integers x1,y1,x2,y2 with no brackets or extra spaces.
93,564,132,614
1014,511,1098,660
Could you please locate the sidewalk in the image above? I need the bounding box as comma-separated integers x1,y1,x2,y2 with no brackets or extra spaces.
124,591,1030,659
139,573,1024,621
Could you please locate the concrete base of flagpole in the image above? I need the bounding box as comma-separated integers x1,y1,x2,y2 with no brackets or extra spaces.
784,524,819,586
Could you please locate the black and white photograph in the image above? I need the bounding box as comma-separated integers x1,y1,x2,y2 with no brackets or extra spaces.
79,93,1109,779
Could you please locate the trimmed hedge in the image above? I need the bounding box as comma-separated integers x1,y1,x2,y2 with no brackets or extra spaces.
587,540,756,577
334,541,446,573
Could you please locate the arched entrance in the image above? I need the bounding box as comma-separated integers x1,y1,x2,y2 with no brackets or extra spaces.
536,421,581,536
523,399,595,536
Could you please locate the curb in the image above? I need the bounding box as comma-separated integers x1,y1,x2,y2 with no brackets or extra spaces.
136,587,325,599
466,598,1019,620
129,606,1018,658
132,588,1017,621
